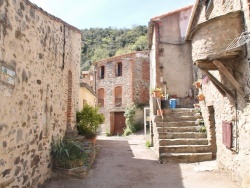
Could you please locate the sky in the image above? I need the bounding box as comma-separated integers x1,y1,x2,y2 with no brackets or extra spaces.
29,0,195,29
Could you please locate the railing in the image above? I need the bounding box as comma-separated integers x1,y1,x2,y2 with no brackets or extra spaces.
156,98,163,120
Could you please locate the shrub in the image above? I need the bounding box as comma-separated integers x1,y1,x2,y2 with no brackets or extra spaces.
123,127,133,136
51,138,87,169
76,104,105,138
145,140,151,148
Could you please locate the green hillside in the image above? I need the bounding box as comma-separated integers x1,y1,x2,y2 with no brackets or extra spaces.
80,25,148,71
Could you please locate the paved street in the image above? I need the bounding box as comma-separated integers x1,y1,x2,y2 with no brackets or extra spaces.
43,133,238,188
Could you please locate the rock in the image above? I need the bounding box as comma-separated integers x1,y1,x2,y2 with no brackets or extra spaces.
31,155,40,168
2,169,11,178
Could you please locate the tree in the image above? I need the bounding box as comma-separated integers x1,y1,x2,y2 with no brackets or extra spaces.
76,104,105,138
91,47,109,63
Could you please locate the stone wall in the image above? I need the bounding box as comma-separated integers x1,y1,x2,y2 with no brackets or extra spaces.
191,11,244,61
198,65,250,185
0,0,81,187
188,0,250,186
94,51,149,134
190,0,242,31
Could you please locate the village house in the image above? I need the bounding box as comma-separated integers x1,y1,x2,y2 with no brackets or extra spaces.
0,0,81,187
78,70,96,110
79,82,96,110
81,70,93,86
147,5,213,163
148,5,194,104
93,51,150,135
186,0,250,186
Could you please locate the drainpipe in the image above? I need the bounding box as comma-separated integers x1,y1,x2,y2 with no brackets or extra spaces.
94,65,97,93
61,24,66,70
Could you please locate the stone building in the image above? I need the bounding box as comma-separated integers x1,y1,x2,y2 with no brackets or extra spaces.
0,0,81,187
186,0,250,186
93,51,150,135
148,5,194,106
148,6,211,163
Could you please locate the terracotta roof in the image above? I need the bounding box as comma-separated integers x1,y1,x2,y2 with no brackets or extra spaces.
150,5,193,21
24,0,81,33
93,50,149,65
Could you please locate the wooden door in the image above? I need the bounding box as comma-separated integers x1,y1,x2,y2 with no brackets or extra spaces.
114,112,126,135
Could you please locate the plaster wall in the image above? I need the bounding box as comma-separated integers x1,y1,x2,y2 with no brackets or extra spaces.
78,87,96,110
158,8,193,98
0,0,81,187
150,30,157,90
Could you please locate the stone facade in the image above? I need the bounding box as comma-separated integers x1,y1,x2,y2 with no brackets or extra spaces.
93,51,150,135
0,0,81,187
148,5,194,102
186,0,250,186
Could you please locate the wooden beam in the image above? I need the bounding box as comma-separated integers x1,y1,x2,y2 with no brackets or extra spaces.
202,69,236,100
196,61,217,70
213,60,245,97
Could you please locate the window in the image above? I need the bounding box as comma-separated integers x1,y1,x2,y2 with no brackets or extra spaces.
116,62,122,76
99,66,105,79
98,88,104,107
82,99,87,106
114,86,122,107
0,65,15,85
205,0,214,20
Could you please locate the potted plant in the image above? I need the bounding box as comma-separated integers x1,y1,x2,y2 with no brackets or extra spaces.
151,87,162,98
76,104,105,144
197,93,205,101
193,81,202,88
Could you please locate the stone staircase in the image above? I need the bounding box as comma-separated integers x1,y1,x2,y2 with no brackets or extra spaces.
152,108,212,163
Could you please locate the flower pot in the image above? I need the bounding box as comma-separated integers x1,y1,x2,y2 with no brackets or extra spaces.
197,94,205,101
194,81,201,88
153,90,161,98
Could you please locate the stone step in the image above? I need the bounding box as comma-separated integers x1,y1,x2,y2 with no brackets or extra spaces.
159,145,211,153
159,132,207,139
157,126,197,133
163,108,195,113
159,138,208,146
160,152,212,163
155,115,196,122
156,121,196,127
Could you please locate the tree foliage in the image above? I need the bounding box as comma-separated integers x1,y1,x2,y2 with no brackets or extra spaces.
81,25,148,70
76,104,105,138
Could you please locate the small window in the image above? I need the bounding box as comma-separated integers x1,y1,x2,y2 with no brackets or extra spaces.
114,86,122,107
98,88,104,107
99,66,105,79
0,66,15,85
116,62,122,77
205,0,214,20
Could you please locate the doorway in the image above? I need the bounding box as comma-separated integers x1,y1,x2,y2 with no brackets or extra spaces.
113,112,126,135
